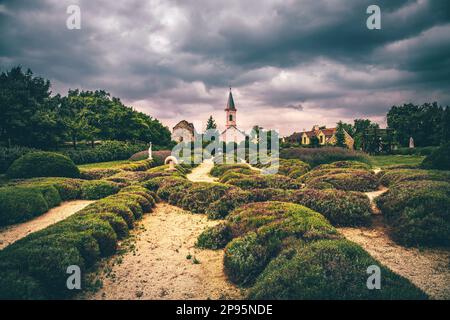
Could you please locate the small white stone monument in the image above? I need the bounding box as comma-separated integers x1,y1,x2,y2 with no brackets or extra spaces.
148,142,153,160
409,137,415,149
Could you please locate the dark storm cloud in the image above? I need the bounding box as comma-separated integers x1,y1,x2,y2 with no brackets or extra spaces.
0,0,449,134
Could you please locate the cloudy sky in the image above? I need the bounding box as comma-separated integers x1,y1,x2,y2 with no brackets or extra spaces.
1,0,449,135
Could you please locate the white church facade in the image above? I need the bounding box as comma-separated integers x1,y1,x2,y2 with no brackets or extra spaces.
172,89,247,144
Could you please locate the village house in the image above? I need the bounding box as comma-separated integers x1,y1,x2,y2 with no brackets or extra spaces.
171,120,196,143
286,125,354,149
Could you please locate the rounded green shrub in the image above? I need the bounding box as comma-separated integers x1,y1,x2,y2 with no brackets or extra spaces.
249,188,292,202
0,270,46,300
248,239,427,300
81,180,119,200
6,152,80,179
196,223,232,249
288,189,372,227
0,187,49,226
305,171,379,192
315,161,371,170
219,171,258,183
155,177,192,201
421,142,450,171
376,180,450,247
80,168,121,180
84,200,135,229
277,159,310,178
378,169,450,187
210,164,251,177
97,212,129,239
32,185,62,208
180,183,232,213
223,202,341,285
227,174,302,190
206,188,253,219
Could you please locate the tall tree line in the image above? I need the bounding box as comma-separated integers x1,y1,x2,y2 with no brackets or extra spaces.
387,102,449,147
0,67,171,149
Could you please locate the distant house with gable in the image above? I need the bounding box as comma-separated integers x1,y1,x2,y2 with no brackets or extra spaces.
171,120,196,143
286,125,354,149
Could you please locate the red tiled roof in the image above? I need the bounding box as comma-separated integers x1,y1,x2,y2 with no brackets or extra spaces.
286,127,337,141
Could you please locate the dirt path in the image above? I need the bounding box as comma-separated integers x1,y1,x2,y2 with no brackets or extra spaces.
339,186,450,299
86,203,242,300
338,224,450,299
186,159,218,183
364,187,388,214
0,200,94,250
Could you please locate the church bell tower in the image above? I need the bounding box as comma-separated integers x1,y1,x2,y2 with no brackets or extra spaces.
225,88,237,129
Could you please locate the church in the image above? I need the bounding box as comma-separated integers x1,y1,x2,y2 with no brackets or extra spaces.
172,89,247,144
220,89,247,143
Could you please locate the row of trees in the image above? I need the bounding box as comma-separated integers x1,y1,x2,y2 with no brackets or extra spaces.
336,102,449,153
387,102,450,147
0,67,171,149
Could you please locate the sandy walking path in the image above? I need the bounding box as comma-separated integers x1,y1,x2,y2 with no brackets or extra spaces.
186,159,218,183
338,223,450,299
364,187,388,214
86,203,242,300
338,186,450,299
0,200,94,250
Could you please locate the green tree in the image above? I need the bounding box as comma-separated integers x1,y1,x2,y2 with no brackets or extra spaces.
0,67,64,148
335,122,347,148
310,136,320,148
206,115,217,130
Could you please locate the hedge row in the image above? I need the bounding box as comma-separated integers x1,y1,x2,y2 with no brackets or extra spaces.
314,160,371,171
210,164,253,177
0,178,120,227
421,142,450,171
79,160,154,180
280,147,371,167
0,142,148,173
377,169,450,187
0,186,157,299
227,174,302,190
300,167,379,192
376,180,450,247
276,159,310,178
197,202,426,299
61,141,147,165
248,239,427,300
147,172,372,226
223,202,340,285
249,188,372,227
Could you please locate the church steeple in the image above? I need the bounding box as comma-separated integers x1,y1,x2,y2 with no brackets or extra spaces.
225,88,237,128
225,88,236,111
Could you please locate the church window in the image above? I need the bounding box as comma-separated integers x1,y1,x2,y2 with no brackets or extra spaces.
229,114,233,122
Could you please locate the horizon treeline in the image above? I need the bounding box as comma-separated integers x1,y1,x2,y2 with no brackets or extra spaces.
0,66,172,150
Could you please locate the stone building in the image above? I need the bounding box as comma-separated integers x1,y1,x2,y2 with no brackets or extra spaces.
171,120,196,143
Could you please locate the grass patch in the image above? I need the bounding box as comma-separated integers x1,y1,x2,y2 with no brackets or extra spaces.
370,155,424,168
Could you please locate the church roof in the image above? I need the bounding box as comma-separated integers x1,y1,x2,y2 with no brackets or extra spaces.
225,90,236,111
221,125,246,136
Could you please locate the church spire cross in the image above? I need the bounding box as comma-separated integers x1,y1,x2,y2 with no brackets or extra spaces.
226,89,236,111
